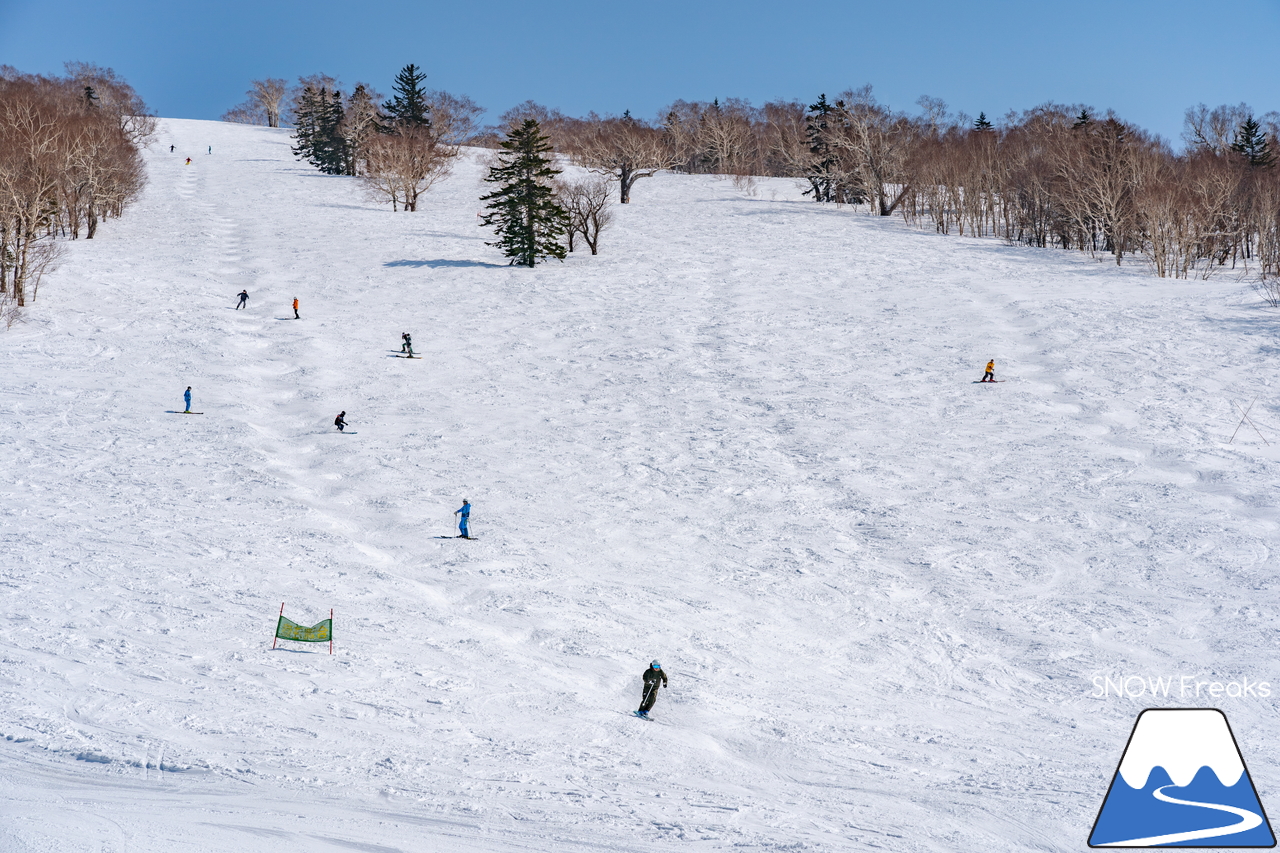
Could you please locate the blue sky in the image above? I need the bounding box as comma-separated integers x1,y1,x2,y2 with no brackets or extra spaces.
3,0,1279,145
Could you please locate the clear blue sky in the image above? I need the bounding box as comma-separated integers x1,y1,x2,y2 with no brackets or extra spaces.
4,0,1280,145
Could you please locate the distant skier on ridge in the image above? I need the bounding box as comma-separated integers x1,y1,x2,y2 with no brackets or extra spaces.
636,660,667,719
454,499,471,539
980,360,996,383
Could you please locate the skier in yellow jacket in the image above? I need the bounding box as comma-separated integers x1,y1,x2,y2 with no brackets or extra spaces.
981,360,995,382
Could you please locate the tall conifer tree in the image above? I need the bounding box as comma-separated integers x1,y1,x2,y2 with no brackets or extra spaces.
479,119,570,267
1231,116,1274,168
292,86,349,174
804,93,837,202
381,64,431,130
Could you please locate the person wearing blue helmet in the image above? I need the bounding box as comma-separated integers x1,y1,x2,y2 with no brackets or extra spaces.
637,660,667,718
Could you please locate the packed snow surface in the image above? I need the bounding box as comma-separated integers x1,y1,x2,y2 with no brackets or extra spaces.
2,119,1279,852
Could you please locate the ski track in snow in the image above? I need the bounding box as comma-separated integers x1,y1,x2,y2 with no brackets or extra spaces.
1,119,1278,852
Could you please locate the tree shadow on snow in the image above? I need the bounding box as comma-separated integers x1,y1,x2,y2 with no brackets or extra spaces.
385,259,505,269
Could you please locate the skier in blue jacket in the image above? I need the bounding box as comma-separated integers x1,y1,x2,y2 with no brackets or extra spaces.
183,386,192,413
454,499,471,538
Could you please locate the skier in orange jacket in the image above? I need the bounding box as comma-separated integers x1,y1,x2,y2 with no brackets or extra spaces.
293,297,300,319
981,360,995,382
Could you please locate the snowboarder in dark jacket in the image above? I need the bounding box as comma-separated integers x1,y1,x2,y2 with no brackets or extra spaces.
637,660,667,718
335,411,347,432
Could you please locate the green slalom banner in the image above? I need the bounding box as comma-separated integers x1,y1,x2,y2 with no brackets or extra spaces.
276,615,332,642
272,603,334,653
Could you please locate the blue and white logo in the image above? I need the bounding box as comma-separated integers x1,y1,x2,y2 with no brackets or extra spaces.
1090,709,1275,847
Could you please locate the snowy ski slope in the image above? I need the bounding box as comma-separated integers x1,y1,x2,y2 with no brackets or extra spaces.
1,118,1278,852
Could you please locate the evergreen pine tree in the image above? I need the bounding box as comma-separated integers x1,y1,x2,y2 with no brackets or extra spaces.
1231,116,1274,168
291,86,349,175
1073,109,1092,129
381,64,431,130
291,86,322,164
316,89,348,174
805,94,837,202
973,112,993,131
479,119,570,267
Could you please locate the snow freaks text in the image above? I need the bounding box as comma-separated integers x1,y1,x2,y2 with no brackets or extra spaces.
1092,675,1272,700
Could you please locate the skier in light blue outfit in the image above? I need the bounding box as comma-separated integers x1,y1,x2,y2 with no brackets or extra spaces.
183,386,192,413
454,499,471,539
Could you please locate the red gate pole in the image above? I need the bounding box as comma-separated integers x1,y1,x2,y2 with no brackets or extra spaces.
329,609,334,655
273,602,284,649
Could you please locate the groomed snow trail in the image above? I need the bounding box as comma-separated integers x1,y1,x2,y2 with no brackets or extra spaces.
1,119,1278,852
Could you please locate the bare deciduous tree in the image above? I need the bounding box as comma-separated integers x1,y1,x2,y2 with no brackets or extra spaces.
493,101,573,151
0,67,144,312
362,127,455,211
570,115,676,203
250,78,289,128
828,86,916,216
427,90,484,145
64,62,156,146
557,176,614,254
1184,103,1253,155
338,83,382,174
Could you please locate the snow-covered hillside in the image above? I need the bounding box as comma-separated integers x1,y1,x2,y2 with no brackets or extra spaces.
1,118,1278,852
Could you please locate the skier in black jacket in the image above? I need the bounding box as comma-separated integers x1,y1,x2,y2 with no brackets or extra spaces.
637,660,667,718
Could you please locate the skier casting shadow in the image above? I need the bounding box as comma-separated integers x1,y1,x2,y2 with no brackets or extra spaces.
334,411,347,432
236,290,249,310
980,359,995,382
454,499,472,538
636,660,667,719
